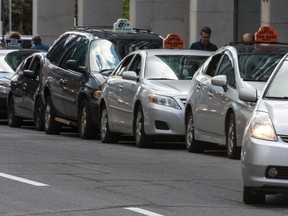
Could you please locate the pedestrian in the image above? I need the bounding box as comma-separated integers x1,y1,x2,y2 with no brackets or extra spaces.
242,33,254,45
190,26,218,51
31,35,49,51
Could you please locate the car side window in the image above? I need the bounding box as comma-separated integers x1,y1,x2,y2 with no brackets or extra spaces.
46,34,69,64
29,56,41,77
114,54,134,76
217,54,236,88
204,53,223,77
59,35,83,69
129,54,142,75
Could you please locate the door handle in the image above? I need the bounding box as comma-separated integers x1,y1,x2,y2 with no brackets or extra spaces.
59,79,67,85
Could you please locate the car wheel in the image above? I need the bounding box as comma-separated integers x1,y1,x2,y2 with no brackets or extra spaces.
79,99,98,139
226,113,241,159
44,97,61,134
134,105,153,148
100,105,119,143
34,98,44,131
243,186,265,204
7,97,22,127
185,110,203,153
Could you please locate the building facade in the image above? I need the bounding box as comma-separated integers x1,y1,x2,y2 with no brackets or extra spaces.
33,0,288,48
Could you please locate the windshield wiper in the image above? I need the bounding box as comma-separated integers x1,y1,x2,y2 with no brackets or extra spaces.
265,96,288,100
146,78,177,80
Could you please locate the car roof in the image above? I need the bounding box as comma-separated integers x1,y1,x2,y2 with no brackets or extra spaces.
224,43,288,55
67,26,164,41
131,49,213,56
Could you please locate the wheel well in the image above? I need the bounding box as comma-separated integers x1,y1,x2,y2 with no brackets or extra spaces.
225,108,234,134
185,104,192,125
77,93,87,114
133,100,142,135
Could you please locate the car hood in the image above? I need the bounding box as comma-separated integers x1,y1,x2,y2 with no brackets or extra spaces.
0,71,13,87
145,80,191,96
245,81,266,92
257,100,288,135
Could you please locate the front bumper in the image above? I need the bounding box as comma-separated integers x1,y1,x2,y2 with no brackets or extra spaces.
241,135,288,192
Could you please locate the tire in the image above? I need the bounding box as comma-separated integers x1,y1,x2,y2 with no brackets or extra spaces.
243,186,265,204
100,105,119,143
79,99,98,139
7,97,22,127
34,98,44,131
44,97,61,134
134,105,153,148
226,113,241,159
185,110,203,153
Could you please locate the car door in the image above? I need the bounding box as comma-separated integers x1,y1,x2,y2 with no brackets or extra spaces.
11,56,33,115
105,54,135,131
206,52,236,141
58,37,88,119
21,54,43,118
116,54,142,130
193,52,224,137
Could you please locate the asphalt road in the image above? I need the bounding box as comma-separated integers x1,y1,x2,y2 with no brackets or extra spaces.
0,120,287,216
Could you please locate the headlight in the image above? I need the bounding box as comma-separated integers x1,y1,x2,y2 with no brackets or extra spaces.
249,111,277,141
147,94,181,109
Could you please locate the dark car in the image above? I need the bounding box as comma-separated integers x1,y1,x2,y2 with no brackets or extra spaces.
7,52,46,130
0,49,40,119
40,19,163,139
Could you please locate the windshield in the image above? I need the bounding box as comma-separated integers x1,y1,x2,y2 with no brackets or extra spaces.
89,38,163,72
238,53,284,82
264,60,288,99
145,55,208,80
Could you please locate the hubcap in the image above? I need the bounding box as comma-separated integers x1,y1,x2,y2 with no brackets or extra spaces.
227,118,235,155
135,111,142,144
101,109,108,139
45,104,51,129
186,115,193,148
81,106,87,135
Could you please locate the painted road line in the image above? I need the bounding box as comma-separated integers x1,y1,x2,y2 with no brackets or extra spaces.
0,172,49,186
125,207,164,216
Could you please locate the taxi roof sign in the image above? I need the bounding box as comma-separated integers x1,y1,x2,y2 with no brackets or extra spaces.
255,26,278,43
113,18,133,33
163,34,184,49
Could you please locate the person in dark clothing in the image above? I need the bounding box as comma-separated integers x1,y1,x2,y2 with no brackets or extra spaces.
190,26,218,51
31,35,49,51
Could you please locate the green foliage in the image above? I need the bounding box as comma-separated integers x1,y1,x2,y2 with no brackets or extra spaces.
123,0,129,19
3,0,32,35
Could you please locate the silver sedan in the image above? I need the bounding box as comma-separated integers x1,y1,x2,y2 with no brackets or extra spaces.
240,53,288,204
100,49,212,147
185,43,288,159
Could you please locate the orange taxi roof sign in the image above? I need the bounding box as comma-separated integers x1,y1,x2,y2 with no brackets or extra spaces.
163,34,184,49
255,26,278,43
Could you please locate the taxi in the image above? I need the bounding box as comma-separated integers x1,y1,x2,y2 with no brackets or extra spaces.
100,34,212,147
184,26,288,159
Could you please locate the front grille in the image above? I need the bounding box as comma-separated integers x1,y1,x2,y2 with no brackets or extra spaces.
266,166,288,179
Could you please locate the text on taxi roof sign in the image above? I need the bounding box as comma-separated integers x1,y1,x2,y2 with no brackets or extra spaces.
163,34,184,49
113,18,133,33
255,26,278,43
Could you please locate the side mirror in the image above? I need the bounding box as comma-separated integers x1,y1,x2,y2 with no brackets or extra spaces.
23,69,35,78
66,59,85,73
239,88,258,102
211,75,227,91
122,71,138,81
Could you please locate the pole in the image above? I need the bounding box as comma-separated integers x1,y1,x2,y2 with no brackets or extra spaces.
9,0,11,32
